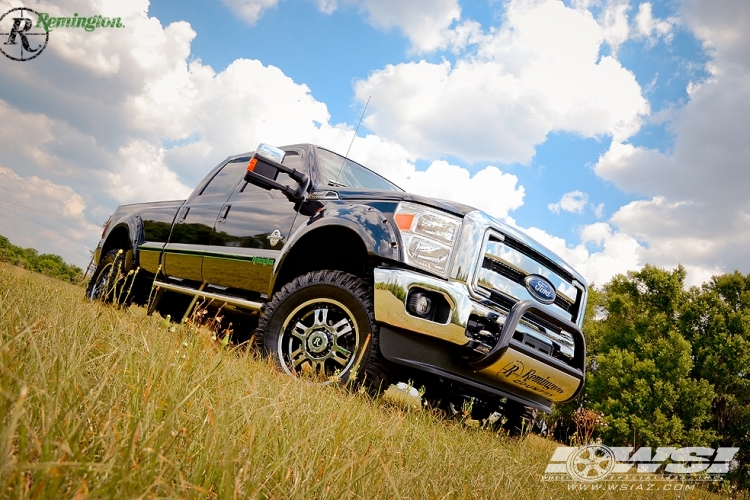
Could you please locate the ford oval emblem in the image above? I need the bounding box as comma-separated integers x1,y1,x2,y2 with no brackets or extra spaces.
525,275,556,305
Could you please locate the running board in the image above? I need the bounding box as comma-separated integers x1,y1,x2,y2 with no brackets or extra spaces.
152,280,263,312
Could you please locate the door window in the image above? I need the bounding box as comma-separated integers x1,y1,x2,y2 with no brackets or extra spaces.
200,159,249,196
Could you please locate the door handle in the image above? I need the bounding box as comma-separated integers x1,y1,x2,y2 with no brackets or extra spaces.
217,204,231,223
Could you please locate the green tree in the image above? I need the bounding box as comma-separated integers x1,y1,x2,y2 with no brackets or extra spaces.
586,265,715,447
545,285,605,443
0,234,83,283
680,271,750,486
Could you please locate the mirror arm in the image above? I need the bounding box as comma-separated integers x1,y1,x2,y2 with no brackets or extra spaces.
262,156,311,199
259,156,305,182
279,175,309,201
294,175,310,200
244,155,311,201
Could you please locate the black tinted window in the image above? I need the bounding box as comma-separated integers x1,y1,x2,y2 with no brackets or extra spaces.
316,148,401,191
200,160,248,196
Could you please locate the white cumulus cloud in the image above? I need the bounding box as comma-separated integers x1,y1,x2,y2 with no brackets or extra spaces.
219,0,280,25
523,222,644,287
354,0,463,53
599,0,631,55
634,2,676,44
313,0,467,53
548,191,589,214
355,0,649,164
588,0,750,282
0,0,533,265
0,166,100,267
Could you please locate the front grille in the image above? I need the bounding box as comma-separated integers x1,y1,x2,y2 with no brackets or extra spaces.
486,290,562,335
554,296,572,312
482,257,573,313
486,289,516,311
470,226,582,365
502,235,576,284
482,257,523,282
485,289,574,363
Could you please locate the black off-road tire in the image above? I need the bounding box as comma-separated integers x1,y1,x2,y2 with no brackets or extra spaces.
86,249,127,302
86,248,143,304
254,270,393,393
502,401,538,437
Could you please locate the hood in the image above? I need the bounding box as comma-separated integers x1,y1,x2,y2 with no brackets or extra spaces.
332,188,586,286
332,188,476,217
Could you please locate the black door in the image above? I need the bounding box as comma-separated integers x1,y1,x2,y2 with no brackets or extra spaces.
202,152,304,296
163,159,249,282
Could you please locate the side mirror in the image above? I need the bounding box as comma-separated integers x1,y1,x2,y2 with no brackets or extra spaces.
244,143,310,200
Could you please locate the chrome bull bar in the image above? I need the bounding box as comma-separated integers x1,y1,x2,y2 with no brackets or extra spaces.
373,267,586,403
469,300,586,402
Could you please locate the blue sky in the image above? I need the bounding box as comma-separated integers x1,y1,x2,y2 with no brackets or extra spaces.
0,0,748,287
146,0,693,243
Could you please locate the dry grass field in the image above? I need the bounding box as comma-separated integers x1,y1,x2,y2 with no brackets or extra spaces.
0,263,727,498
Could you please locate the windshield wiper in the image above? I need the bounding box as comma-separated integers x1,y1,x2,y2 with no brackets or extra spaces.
328,180,347,187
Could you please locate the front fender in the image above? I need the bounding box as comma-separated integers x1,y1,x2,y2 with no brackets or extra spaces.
270,202,401,292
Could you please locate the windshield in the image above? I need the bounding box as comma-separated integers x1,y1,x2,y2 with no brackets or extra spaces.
316,148,402,192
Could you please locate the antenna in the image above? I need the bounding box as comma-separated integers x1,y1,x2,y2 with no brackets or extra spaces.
347,96,370,157
334,96,370,185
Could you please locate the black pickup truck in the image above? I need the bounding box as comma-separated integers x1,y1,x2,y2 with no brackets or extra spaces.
88,143,588,428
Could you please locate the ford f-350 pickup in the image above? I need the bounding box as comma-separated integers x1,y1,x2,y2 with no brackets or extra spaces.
87,143,588,429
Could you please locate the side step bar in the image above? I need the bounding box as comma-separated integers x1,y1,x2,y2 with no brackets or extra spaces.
148,280,264,318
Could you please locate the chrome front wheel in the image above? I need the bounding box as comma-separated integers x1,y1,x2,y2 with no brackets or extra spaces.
278,298,360,380
255,270,393,390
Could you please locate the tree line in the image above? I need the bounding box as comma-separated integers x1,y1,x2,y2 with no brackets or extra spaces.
0,234,83,283
550,264,750,487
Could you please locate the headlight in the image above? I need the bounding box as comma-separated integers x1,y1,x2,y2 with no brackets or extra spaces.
394,202,462,276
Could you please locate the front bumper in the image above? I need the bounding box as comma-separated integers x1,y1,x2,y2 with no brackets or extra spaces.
373,267,585,406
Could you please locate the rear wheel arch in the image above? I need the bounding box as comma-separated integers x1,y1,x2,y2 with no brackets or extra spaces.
102,225,130,253
101,221,143,270
93,221,149,304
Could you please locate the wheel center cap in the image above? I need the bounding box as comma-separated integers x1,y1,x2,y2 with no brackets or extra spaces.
307,330,330,354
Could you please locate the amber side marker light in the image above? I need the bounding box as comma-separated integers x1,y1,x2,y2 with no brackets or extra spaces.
394,213,414,231
247,158,258,172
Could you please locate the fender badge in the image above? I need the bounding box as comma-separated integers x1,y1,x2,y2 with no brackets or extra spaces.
267,229,282,247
